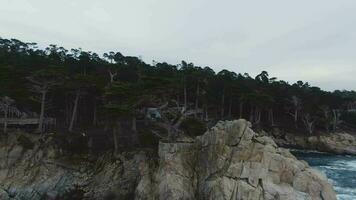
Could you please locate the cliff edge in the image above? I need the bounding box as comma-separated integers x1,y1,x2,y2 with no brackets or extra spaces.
0,119,336,200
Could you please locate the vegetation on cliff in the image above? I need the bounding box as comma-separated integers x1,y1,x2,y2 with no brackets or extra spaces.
1,37,356,151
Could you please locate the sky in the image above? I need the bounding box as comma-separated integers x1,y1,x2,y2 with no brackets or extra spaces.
1,0,356,91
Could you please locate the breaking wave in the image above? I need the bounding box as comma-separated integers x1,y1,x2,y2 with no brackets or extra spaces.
293,151,356,200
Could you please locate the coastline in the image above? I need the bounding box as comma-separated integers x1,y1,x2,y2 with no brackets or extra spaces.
293,150,356,200
0,120,338,200
271,132,356,156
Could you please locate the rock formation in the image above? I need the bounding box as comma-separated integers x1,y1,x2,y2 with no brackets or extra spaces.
0,132,154,199
139,120,336,200
273,131,356,155
0,119,336,200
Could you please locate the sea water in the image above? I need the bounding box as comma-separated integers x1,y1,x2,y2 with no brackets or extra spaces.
293,150,356,200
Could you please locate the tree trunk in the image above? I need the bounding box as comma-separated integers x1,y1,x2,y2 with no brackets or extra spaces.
204,104,209,121
184,81,187,109
113,126,119,154
221,87,225,119
3,106,8,133
69,90,80,132
108,70,117,83
307,122,314,135
254,107,261,124
38,90,47,133
303,115,314,135
65,95,69,126
93,100,97,126
195,84,200,118
332,109,340,132
308,123,313,134
131,116,137,132
323,110,330,133
249,106,254,122
294,109,298,128
176,94,180,108
131,116,139,145
228,98,233,118
268,109,274,126
113,120,123,153
238,102,243,119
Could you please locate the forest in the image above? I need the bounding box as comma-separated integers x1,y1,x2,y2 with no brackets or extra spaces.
1,37,356,152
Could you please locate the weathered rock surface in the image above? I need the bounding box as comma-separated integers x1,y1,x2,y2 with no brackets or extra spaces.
0,120,337,200
0,132,154,200
274,131,356,155
137,119,336,200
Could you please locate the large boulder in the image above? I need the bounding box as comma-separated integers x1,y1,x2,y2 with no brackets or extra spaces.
137,119,336,200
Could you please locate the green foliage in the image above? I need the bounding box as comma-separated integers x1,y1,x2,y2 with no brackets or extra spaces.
180,118,207,137
1,36,356,140
138,124,167,146
138,129,160,147
340,111,356,125
0,65,30,104
50,133,88,154
104,82,142,119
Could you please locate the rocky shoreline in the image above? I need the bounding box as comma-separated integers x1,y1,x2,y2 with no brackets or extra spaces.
0,120,337,199
271,131,356,155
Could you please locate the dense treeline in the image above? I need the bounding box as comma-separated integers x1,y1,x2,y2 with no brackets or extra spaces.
1,38,356,150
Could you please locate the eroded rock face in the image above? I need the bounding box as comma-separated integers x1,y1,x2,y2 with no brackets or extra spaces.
275,132,356,155
0,132,154,200
0,120,337,200
137,119,336,200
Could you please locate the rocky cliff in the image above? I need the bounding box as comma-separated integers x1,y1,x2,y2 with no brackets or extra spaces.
0,120,336,200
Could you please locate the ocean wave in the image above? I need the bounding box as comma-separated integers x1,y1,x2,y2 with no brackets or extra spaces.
337,194,356,200
344,160,356,169
318,165,355,171
297,153,356,199
335,186,356,200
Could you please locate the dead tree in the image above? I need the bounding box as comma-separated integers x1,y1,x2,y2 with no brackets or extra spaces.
320,105,331,133
108,69,118,83
68,89,81,132
0,96,17,133
287,96,302,127
332,109,341,132
268,109,275,126
148,102,202,142
302,114,316,135
27,70,62,133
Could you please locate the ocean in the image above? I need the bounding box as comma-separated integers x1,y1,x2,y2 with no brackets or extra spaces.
293,150,356,200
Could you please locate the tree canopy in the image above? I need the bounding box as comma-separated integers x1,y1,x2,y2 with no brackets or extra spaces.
1,37,356,147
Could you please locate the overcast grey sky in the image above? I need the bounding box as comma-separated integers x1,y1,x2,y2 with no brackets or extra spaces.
1,0,356,91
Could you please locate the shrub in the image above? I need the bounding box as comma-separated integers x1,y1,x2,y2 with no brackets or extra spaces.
138,125,164,147
179,118,207,137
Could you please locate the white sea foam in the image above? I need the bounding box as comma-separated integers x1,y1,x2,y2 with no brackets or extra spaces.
335,186,356,200
337,194,356,200
344,160,356,170
297,152,356,199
